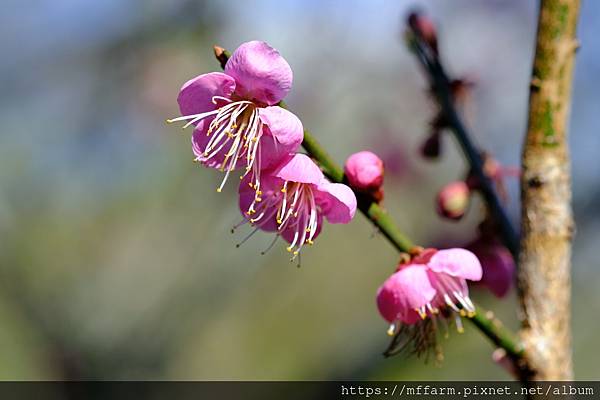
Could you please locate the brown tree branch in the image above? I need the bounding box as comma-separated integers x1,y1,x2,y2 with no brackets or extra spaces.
518,0,579,380
406,17,521,260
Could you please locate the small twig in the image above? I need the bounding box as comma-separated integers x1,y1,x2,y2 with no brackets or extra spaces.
407,19,520,260
213,45,528,378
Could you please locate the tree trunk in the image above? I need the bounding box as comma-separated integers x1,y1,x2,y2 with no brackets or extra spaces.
518,0,580,380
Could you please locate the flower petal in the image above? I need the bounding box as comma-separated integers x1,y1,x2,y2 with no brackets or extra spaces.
467,240,515,298
258,106,304,170
314,181,357,224
178,72,236,117
427,270,470,307
428,248,483,281
259,106,304,147
224,41,293,105
274,153,323,184
376,265,436,324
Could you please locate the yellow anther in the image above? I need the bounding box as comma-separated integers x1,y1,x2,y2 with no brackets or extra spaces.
281,188,287,193
457,326,465,334
286,246,293,252
307,239,314,245
467,311,476,318
277,219,282,224
459,309,467,317
387,324,396,336
255,197,262,202
293,251,299,255
216,188,222,193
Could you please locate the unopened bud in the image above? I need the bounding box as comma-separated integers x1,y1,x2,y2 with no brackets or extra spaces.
436,181,470,220
344,151,384,192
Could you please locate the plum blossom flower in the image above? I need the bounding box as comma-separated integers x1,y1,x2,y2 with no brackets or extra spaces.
466,237,515,298
376,248,482,336
344,151,384,192
168,41,303,192
238,154,357,256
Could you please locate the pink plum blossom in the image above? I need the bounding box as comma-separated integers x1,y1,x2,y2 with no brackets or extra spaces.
344,151,384,192
467,237,515,298
239,154,357,256
376,248,482,335
168,41,303,192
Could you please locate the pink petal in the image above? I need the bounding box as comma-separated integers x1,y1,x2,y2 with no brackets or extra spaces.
224,41,293,105
314,181,357,224
427,270,470,307
274,153,323,184
238,173,283,232
178,72,236,117
428,248,483,281
258,106,304,170
376,265,436,324
259,106,304,147
467,240,515,298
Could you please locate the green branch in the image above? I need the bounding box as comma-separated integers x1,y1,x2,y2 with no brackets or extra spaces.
212,45,527,377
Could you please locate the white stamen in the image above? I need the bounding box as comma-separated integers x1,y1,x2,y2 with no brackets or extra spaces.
168,97,264,192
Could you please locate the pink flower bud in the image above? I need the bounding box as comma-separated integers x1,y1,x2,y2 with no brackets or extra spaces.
467,238,515,298
344,151,384,192
436,181,470,220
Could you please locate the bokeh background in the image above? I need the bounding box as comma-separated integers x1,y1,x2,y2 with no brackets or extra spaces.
1,0,598,381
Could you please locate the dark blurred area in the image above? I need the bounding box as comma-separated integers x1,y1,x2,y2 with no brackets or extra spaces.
0,0,598,381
